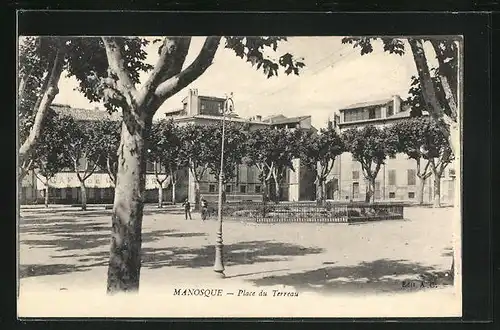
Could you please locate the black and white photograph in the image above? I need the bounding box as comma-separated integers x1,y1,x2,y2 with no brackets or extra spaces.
17,34,462,317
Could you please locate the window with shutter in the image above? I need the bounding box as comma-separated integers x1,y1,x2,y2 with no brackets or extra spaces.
388,170,396,185
407,169,416,186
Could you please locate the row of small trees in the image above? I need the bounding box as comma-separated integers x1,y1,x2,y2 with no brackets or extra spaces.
343,117,453,206
23,111,453,210
20,109,121,210
149,115,453,208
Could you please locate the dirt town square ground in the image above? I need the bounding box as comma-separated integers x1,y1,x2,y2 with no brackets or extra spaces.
17,205,461,317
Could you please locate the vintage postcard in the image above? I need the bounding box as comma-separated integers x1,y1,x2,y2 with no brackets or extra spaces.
17,35,462,318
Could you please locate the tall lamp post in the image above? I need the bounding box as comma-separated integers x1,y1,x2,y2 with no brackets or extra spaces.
214,93,234,278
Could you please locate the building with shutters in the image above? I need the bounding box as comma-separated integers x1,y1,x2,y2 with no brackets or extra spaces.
21,104,123,205
326,95,456,205
163,89,317,204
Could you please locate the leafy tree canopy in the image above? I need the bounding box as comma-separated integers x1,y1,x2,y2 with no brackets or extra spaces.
389,116,453,162
245,127,303,179
31,110,73,179
148,119,187,173
64,37,305,113
205,122,249,184
300,127,345,170
342,125,397,172
94,118,121,184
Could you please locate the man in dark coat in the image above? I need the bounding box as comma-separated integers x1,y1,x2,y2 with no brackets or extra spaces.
182,198,192,220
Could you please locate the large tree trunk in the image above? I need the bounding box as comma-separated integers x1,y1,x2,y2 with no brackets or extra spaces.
18,175,23,205
102,36,220,294
107,121,147,294
417,176,426,205
44,183,49,208
157,185,163,208
194,180,201,211
80,181,87,211
316,177,325,205
274,179,280,204
261,180,268,202
433,176,441,208
171,180,176,205
365,178,375,203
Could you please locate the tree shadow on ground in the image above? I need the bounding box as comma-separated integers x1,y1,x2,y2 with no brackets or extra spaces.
20,221,111,235
250,258,453,295
20,208,185,222
19,211,112,223
21,228,191,252
43,240,323,272
143,240,324,269
19,263,90,278
19,240,321,279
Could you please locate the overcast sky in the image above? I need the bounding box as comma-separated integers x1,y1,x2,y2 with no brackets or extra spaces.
53,37,438,129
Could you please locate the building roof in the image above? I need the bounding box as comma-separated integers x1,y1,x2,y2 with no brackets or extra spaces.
338,109,413,127
173,114,254,124
199,95,226,102
269,115,311,125
339,98,393,111
165,108,185,114
262,114,310,124
261,114,284,121
171,114,315,130
51,104,121,121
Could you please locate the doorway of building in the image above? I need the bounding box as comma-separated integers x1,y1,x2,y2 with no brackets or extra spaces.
352,182,359,200
325,178,338,200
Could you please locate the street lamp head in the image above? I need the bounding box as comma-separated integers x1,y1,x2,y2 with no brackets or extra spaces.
223,93,235,115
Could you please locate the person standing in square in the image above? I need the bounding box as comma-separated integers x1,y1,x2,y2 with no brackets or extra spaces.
182,198,192,220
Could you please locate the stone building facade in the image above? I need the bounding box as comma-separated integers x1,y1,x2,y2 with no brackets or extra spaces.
326,95,456,205
164,89,316,204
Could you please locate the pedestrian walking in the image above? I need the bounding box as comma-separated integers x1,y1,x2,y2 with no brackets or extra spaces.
201,197,209,221
182,198,192,220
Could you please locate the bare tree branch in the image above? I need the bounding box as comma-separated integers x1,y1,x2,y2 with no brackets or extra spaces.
106,156,116,185
429,39,457,100
102,37,137,95
153,161,168,185
18,46,66,162
138,37,191,108
429,40,458,123
102,37,142,125
408,38,457,157
83,162,99,181
74,159,83,182
19,158,34,181
154,37,221,101
415,158,422,177
33,171,45,185
423,160,432,179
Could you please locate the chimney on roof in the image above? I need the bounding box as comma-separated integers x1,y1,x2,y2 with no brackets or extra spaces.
392,95,402,114
255,115,262,121
188,89,199,116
